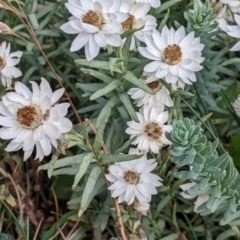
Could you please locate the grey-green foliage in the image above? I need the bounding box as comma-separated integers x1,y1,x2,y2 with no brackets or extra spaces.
166,118,240,225
184,0,228,114
184,0,217,29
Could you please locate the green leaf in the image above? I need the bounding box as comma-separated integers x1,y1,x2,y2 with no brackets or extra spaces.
80,68,113,83
215,229,237,240
230,135,240,167
156,0,182,14
38,153,88,172
79,166,102,217
94,96,119,151
72,153,94,189
76,83,106,93
159,233,179,240
28,13,39,29
75,59,122,73
113,137,136,154
120,26,144,39
90,80,122,100
101,153,142,164
118,92,138,122
36,3,57,19
157,8,170,31
123,71,154,94
52,167,78,176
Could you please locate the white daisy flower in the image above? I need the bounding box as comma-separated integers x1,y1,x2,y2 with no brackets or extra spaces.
60,0,128,61
180,182,210,213
127,76,173,108
0,41,22,88
138,26,205,89
133,202,150,215
106,153,162,205
120,0,157,50
0,78,72,161
227,14,240,51
233,95,240,117
221,0,240,13
134,0,160,8
125,106,172,153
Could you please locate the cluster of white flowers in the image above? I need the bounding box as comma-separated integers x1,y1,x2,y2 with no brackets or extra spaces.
60,0,160,60
2,0,240,216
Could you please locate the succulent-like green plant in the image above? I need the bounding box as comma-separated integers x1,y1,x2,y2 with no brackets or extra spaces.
184,0,217,30
166,118,240,225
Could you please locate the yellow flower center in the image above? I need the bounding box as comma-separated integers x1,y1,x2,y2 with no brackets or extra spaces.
82,10,104,28
0,57,6,70
17,105,46,129
147,81,162,92
145,122,162,140
121,14,135,31
163,44,182,65
124,170,140,184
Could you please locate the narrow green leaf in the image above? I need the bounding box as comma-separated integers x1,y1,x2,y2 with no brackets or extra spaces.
94,96,119,150
72,153,93,189
75,59,122,73
123,71,154,94
118,92,139,122
90,80,122,100
122,34,132,66
28,13,39,29
215,229,237,240
114,137,136,154
101,153,142,164
52,167,78,176
158,8,170,31
80,68,113,84
76,83,106,93
121,26,144,39
79,166,102,216
156,0,182,14
36,3,57,19
38,153,87,172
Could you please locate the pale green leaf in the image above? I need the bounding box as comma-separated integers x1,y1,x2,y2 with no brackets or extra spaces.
101,153,142,164
118,92,138,122
90,80,122,100
123,71,154,94
72,153,94,189
79,166,102,216
75,59,122,73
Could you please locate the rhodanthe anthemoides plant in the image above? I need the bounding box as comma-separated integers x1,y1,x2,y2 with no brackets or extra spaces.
1,0,240,239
